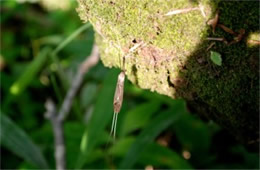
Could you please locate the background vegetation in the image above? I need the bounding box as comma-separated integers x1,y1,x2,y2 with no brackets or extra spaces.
1,1,259,169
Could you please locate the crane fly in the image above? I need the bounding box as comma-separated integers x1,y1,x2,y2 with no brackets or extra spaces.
110,71,125,140
109,41,145,141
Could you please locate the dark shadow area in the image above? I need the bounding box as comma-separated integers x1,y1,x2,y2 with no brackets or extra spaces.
174,1,259,151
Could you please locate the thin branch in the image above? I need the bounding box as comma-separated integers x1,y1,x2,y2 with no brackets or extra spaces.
45,99,66,170
45,44,99,170
164,7,200,16
206,37,226,41
206,42,216,51
125,42,146,60
199,3,206,18
164,4,206,18
57,44,99,122
247,40,260,45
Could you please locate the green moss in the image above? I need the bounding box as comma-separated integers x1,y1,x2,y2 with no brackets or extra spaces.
183,1,259,144
77,0,214,96
77,0,259,145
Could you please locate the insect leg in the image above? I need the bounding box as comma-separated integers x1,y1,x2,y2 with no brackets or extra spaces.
110,112,116,137
113,112,118,140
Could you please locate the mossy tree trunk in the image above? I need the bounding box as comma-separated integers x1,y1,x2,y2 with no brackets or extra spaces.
77,0,259,148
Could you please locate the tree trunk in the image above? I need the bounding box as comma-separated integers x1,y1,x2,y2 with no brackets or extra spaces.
76,0,259,149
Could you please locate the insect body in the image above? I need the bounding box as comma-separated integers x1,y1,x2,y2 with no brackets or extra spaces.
110,71,125,140
114,71,125,113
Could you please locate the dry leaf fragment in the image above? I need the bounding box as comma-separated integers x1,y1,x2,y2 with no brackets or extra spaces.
218,24,236,35
235,29,245,42
229,29,245,45
207,10,219,33
197,56,206,64
206,42,216,51
247,40,260,45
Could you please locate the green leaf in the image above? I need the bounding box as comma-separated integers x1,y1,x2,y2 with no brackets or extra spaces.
75,69,119,168
0,113,48,168
174,113,211,154
125,85,173,106
119,100,186,168
109,137,136,156
140,143,192,169
9,47,51,95
210,51,222,66
120,101,161,136
109,136,192,169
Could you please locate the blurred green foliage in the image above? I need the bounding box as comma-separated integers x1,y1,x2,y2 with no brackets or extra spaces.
1,1,259,169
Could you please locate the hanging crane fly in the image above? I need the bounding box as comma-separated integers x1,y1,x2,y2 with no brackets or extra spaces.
110,71,125,140
109,41,145,140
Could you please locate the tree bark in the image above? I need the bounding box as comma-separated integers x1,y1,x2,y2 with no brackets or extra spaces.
76,0,259,149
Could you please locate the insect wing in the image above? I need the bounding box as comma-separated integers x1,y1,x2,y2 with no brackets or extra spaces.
113,71,125,113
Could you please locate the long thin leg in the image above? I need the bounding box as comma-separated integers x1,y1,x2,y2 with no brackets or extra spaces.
113,113,118,140
110,112,116,137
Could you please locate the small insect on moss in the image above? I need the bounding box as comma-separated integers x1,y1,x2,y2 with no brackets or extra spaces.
109,41,145,140
110,71,125,140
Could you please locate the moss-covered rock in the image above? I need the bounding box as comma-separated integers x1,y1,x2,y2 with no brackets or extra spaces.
77,0,259,148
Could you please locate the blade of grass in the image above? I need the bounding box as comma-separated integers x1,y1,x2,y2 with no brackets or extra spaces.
75,69,119,169
119,99,186,168
85,69,119,150
49,23,92,89
9,47,51,95
49,53,67,88
52,23,91,55
50,73,62,104
49,23,92,118
0,113,48,169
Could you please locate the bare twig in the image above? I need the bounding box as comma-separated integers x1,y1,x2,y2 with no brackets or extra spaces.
199,3,206,18
125,42,146,59
58,44,99,121
207,10,219,33
165,7,200,16
206,37,228,45
206,37,225,41
247,40,260,45
165,3,206,18
45,44,99,170
229,28,245,45
206,42,216,51
45,99,66,170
